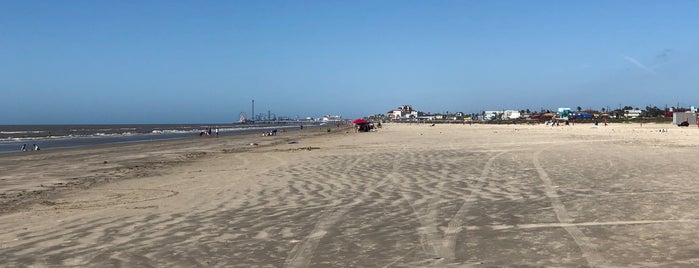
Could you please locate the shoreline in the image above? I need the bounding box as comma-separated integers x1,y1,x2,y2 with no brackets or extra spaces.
0,124,353,215
2,121,695,214
0,123,325,154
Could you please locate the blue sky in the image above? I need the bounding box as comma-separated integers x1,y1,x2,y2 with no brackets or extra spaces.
2,1,698,124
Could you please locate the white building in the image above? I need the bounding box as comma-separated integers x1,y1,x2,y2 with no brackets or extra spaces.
483,110,503,121
502,110,521,120
387,105,418,120
624,110,642,118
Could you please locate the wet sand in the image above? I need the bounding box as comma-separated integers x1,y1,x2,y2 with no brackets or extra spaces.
2,123,699,267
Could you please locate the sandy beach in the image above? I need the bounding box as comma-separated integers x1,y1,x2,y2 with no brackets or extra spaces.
3,122,699,267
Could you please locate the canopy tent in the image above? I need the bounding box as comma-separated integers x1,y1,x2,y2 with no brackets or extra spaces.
352,118,368,125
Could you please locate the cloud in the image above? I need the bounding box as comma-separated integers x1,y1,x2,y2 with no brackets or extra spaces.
623,55,656,74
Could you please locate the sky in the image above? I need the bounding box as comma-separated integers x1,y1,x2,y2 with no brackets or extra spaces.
2,0,699,124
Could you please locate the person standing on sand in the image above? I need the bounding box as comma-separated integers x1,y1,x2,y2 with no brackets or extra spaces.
20,144,27,152
215,128,219,137
33,144,40,151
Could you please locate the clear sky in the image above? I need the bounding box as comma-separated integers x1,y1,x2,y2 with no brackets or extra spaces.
2,1,699,124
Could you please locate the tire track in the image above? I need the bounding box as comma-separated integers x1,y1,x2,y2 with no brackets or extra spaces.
532,148,607,268
283,154,393,268
419,198,442,256
283,200,344,268
391,149,507,262
385,149,442,257
439,150,507,261
490,218,699,230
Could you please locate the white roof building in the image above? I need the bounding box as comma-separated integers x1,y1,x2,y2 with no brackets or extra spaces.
502,110,521,120
624,110,642,118
387,105,418,120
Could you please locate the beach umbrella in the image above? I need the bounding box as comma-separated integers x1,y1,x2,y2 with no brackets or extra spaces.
352,118,367,124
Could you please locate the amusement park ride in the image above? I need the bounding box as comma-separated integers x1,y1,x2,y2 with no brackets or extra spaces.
239,99,255,123
239,112,250,123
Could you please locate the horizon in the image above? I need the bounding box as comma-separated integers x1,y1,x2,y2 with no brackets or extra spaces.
2,100,693,125
3,1,699,124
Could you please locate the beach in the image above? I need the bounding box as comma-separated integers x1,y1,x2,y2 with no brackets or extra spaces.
2,122,699,267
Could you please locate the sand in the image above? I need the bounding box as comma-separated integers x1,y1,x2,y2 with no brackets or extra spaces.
2,122,699,267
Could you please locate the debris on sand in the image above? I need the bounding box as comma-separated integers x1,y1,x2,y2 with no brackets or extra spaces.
290,147,319,151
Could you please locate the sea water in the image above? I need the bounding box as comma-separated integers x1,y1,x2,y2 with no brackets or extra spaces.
0,123,312,154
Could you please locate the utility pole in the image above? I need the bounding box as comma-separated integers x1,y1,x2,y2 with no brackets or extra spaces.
252,99,255,124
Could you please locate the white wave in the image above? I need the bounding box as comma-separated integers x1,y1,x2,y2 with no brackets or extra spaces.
151,129,198,134
0,136,56,142
0,130,48,134
0,131,139,143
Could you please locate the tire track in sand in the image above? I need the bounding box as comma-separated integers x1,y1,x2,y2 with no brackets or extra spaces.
532,148,607,268
385,148,443,257
392,150,507,262
283,200,344,268
283,155,393,268
439,150,507,261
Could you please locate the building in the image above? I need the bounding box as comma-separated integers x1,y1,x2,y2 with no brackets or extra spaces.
557,108,571,120
483,110,503,121
387,105,419,120
624,110,643,118
502,110,521,120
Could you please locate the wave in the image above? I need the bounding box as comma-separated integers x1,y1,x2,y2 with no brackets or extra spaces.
0,131,139,142
150,129,198,134
1,136,54,142
0,131,48,134
0,123,311,145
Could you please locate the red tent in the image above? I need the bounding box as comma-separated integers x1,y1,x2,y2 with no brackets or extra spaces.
352,118,367,124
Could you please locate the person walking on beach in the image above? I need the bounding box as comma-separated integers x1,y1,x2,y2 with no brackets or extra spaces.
215,128,219,138
20,144,27,152
33,144,40,151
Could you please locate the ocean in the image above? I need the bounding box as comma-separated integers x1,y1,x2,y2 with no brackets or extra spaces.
0,123,313,154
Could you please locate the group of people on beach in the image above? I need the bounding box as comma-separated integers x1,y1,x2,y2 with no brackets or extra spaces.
199,128,219,137
262,129,278,136
354,123,377,132
545,120,569,126
20,144,40,152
